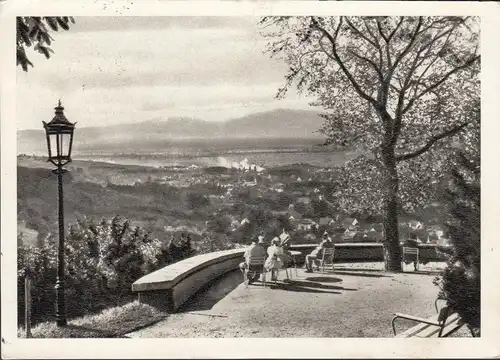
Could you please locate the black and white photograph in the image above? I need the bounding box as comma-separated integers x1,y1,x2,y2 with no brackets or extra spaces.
1,1,500,358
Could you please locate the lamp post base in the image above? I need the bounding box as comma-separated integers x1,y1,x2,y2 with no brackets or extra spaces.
56,318,68,327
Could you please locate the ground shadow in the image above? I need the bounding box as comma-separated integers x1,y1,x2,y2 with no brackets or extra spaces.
332,270,392,278
250,281,342,294
303,276,343,283
282,279,357,291
402,269,443,276
332,267,385,273
177,269,243,313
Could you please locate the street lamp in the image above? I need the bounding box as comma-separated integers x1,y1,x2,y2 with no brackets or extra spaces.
43,100,76,327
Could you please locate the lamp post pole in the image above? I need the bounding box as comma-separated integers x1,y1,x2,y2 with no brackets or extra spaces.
43,100,75,327
55,163,67,326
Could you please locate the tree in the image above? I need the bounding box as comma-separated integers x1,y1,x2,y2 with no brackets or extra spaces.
261,16,479,271
17,17,75,71
434,150,480,334
434,108,480,334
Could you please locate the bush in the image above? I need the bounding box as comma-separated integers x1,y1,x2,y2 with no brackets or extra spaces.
184,192,210,209
18,215,194,327
195,234,236,254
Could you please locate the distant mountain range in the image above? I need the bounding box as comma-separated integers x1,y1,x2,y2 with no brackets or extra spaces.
17,109,325,154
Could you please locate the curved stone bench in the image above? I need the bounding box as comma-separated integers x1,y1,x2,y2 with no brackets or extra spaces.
132,248,245,312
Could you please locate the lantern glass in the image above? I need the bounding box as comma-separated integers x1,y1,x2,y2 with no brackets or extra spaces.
43,101,76,166
46,131,74,163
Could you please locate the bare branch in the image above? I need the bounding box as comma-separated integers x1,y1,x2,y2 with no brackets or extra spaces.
375,18,389,43
347,48,384,82
396,122,468,162
402,55,480,114
379,18,423,109
387,17,405,43
388,17,423,77
408,24,461,99
311,17,379,107
345,18,379,49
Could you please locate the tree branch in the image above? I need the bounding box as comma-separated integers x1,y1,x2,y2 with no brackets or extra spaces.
375,18,389,43
395,122,468,162
311,17,379,107
387,17,405,43
387,17,423,79
402,55,480,114
379,18,423,109
347,48,384,82
408,24,461,99
345,18,379,49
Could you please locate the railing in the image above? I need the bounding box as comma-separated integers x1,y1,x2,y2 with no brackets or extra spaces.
289,243,448,266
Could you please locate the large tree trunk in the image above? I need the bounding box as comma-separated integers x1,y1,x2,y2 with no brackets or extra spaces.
381,147,403,272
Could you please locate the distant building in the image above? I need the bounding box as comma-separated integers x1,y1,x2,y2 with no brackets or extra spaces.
296,197,311,205
370,223,384,233
341,217,359,230
318,217,335,227
341,230,360,242
288,209,303,220
408,220,424,230
240,218,250,226
363,228,383,242
295,219,319,231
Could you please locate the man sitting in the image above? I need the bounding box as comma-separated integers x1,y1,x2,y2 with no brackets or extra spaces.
239,235,267,283
304,232,334,273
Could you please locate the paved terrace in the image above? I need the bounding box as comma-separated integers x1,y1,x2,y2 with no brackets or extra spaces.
127,262,470,338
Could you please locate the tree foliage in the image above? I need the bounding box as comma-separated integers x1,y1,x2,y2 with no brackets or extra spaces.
261,16,480,270
17,16,75,71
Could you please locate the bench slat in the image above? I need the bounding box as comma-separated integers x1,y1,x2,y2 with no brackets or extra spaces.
396,312,461,338
394,312,441,326
396,322,434,338
413,313,460,338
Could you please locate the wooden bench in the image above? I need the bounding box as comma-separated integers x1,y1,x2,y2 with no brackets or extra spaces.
392,310,463,337
392,305,466,338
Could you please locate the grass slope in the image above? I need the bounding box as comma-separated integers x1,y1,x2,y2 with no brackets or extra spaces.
18,301,167,338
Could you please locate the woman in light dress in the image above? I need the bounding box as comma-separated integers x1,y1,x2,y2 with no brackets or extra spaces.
265,237,284,281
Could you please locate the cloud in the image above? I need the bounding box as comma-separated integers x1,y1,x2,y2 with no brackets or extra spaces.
16,17,312,130
70,16,258,33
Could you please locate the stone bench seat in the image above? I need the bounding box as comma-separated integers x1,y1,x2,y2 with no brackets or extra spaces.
132,248,245,312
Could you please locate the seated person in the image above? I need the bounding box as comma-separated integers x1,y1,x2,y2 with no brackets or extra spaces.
239,236,267,283
279,233,293,268
265,237,285,281
305,231,334,273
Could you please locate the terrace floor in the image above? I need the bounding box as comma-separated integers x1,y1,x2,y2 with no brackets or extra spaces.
127,262,471,338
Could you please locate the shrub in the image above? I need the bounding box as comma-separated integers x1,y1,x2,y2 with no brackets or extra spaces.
195,234,236,254
18,215,193,327
184,192,210,209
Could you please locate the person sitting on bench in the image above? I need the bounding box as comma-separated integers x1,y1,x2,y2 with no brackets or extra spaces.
304,232,334,273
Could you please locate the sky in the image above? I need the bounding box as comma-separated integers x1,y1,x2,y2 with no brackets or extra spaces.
16,17,316,130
